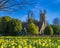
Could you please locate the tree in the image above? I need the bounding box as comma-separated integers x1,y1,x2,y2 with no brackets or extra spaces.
51,25,60,35
0,17,3,35
0,16,22,36
53,17,60,26
0,0,36,12
44,25,53,35
1,16,11,35
28,18,39,24
8,19,22,35
28,18,34,23
27,23,39,35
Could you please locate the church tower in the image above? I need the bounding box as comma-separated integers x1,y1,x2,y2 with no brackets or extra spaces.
28,10,33,19
28,10,34,23
44,9,46,26
40,9,46,34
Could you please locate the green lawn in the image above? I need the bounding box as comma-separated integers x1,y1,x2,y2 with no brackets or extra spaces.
0,36,59,48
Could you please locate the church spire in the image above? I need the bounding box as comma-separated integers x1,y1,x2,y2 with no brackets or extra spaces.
40,10,42,14
28,10,33,19
44,9,46,26
28,10,34,23
44,9,46,14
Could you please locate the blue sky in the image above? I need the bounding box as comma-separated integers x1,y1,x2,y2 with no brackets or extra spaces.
0,0,60,24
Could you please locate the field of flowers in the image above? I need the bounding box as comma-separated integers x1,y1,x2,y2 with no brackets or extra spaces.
0,36,59,48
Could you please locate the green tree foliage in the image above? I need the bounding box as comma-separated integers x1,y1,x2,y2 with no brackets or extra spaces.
0,16,22,36
1,16,11,35
51,25,60,35
8,19,22,35
44,25,53,35
27,23,39,35
0,17,3,35
28,18,34,23
28,18,39,24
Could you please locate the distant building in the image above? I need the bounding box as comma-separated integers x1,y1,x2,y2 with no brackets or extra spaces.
39,9,46,34
22,9,47,35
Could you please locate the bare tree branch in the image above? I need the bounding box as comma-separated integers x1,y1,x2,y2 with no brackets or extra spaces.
0,0,9,8
0,0,35,12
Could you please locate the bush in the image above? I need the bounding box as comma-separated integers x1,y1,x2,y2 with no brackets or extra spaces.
7,19,22,36
44,25,53,35
27,23,39,35
0,16,22,36
51,25,60,35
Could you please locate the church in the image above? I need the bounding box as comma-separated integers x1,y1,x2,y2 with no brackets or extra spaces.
39,9,46,34
22,9,47,35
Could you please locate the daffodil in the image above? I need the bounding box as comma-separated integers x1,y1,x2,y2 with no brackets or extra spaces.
58,46,60,48
46,44,48,47
18,45,22,48
49,39,51,42
24,46,28,48
57,40,60,42
28,44,33,48
42,43,45,46
33,46,36,48
11,46,15,48
1,45,4,48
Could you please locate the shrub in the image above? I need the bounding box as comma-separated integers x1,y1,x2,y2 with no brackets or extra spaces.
51,25,60,35
27,23,39,35
44,25,53,35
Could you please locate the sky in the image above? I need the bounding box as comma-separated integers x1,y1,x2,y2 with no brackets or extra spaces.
0,0,60,24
